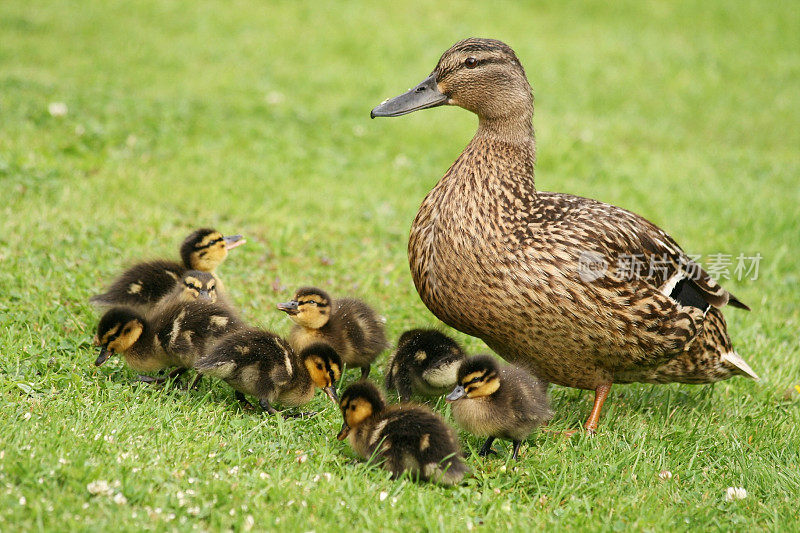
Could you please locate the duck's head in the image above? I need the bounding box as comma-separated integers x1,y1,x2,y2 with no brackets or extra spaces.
299,343,342,403
276,287,332,329
337,381,386,440
371,38,531,121
179,270,217,303
446,354,501,401
180,228,245,272
94,308,145,366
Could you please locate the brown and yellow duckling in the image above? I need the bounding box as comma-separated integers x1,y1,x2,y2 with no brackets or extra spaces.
371,37,757,433
277,287,388,379
385,329,466,402
446,355,552,460
194,334,341,416
93,300,243,382
337,381,468,485
91,228,245,315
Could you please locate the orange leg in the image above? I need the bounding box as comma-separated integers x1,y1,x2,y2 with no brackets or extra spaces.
584,382,612,435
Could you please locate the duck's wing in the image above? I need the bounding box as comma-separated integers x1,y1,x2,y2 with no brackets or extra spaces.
537,192,748,312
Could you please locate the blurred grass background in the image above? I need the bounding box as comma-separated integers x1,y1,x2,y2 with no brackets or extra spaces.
1,0,798,530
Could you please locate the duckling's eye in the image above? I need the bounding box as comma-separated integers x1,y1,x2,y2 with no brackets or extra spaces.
464,57,478,69
350,405,356,411
316,363,323,370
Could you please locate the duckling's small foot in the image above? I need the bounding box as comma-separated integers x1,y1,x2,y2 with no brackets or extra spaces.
236,392,255,411
360,366,371,379
511,441,523,460
259,399,279,415
136,374,166,385
477,437,497,457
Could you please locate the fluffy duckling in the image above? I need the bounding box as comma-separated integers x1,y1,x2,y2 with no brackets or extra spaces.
385,329,466,402
195,334,341,415
446,355,552,460
90,228,245,315
277,287,388,379
93,300,243,380
337,381,468,485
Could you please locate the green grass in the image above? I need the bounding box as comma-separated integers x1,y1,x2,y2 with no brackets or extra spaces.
1,0,798,530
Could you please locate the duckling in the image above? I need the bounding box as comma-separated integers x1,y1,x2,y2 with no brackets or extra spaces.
277,287,388,379
93,300,243,381
90,228,245,315
446,355,552,460
337,381,468,485
385,329,466,402
194,334,341,416
371,38,756,433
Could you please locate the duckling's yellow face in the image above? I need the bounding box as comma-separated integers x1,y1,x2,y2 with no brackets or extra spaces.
277,292,331,329
371,38,531,121
337,396,374,440
94,319,143,366
188,231,228,272
180,273,217,303
446,369,500,401
304,354,341,402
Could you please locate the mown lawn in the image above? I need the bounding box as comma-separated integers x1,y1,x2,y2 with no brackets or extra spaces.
1,0,798,530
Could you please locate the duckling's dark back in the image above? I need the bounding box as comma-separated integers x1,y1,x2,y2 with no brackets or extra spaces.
498,366,552,427
90,259,185,311
151,300,244,363
386,329,465,401
328,298,388,360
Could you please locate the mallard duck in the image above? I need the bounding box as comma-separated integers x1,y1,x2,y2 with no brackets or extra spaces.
370,38,758,433
90,228,245,315
195,334,341,415
385,328,465,402
336,381,468,485
277,287,388,379
446,355,551,459
93,300,243,382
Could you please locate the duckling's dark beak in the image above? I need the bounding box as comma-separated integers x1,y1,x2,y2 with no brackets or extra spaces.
446,385,466,402
277,300,299,315
197,290,212,301
370,74,447,118
336,422,351,441
223,234,246,250
323,386,339,403
94,347,113,367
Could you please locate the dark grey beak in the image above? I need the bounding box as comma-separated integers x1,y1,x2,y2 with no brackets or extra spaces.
277,300,299,315
95,347,113,367
370,74,447,118
446,385,466,402
197,290,212,301
223,234,246,250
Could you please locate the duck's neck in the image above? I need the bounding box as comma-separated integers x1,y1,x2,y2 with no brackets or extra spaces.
278,362,315,406
126,323,156,361
469,109,537,191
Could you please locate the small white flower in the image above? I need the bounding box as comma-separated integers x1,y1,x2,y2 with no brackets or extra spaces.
208,452,217,459
113,493,127,505
296,454,308,464
48,102,68,117
87,480,113,496
228,466,239,475
244,515,255,531
379,491,388,502
23,412,31,421
259,472,269,480
659,470,673,481
19,496,26,506
501,502,511,512
187,506,200,516
725,487,747,501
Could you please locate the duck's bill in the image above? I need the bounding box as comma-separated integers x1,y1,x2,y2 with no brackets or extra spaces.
445,385,466,401
336,422,351,441
197,290,212,301
94,347,112,367
223,235,246,250
370,74,447,118
276,301,299,315
323,386,339,403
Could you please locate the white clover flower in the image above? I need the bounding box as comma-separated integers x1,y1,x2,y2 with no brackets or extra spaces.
48,102,68,117
725,487,747,501
87,480,113,496
659,470,673,481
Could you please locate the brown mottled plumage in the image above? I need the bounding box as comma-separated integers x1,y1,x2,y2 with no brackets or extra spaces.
93,300,243,377
90,228,245,315
446,355,552,460
336,381,468,485
277,287,389,379
195,333,341,415
371,37,757,433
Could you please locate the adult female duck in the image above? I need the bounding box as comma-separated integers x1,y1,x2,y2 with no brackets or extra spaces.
371,38,757,433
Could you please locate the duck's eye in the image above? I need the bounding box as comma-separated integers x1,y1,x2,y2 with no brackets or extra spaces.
316,363,323,370
464,57,478,69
